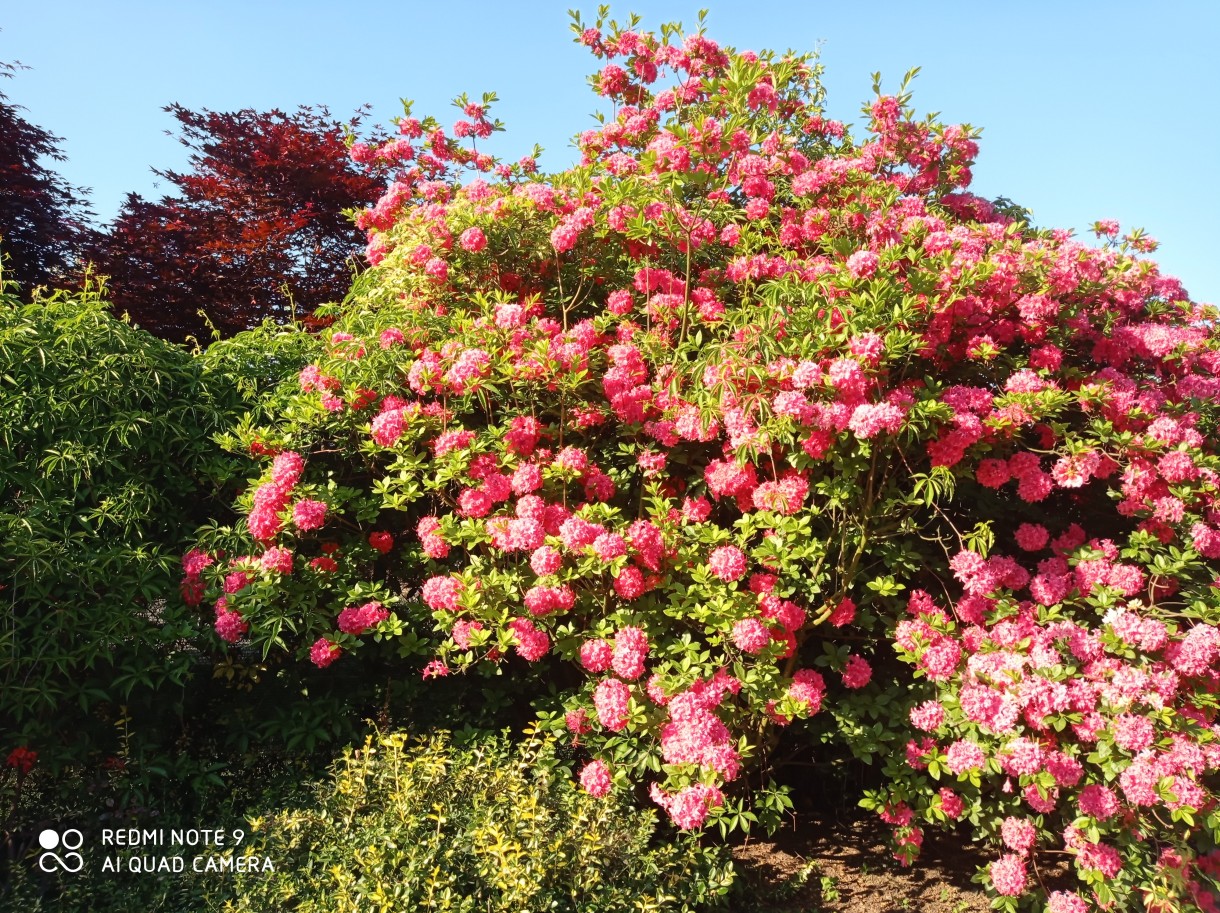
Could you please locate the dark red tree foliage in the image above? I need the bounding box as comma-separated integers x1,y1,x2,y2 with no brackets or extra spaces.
89,104,386,342
0,61,93,289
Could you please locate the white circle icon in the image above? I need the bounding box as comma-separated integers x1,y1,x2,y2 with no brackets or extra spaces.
37,828,84,873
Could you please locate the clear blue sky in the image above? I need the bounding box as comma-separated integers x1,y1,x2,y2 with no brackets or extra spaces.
4,1,1217,303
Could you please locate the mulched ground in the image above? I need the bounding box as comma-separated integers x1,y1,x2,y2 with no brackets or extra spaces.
730,815,991,913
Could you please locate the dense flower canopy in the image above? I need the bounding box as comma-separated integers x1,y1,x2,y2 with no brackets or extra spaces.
187,12,1220,911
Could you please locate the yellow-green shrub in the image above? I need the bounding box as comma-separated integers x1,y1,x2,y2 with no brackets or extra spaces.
220,729,734,913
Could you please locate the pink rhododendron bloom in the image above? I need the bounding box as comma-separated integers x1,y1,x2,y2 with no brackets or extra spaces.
451,619,483,650
1113,713,1156,752
247,504,284,542
432,429,476,457
337,601,389,635
565,708,590,734
1158,450,1198,483
457,487,493,518
271,451,304,487
523,584,575,616
379,327,404,348
1000,817,1036,855
579,759,612,797
529,545,562,576
787,669,825,714
732,618,772,654
828,597,856,627
909,700,945,732
508,617,550,661
846,249,879,278
613,566,647,600
918,638,962,681
592,532,627,562
593,678,631,730
292,499,327,531
459,226,487,252
1078,840,1122,877
626,521,665,571
645,673,669,706
841,654,872,689
653,782,724,830
682,495,712,522
224,566,252,595
937,789,964,819
309,638,341,668
557,516,599,551
260,546,293,574
660,686,741,780
417,516,450,560
368,531,393,554
580,639,614,673
708,545,747,581
421,575,463,612
944,740,986,774
182,548,214,578
1047,892,1089,913
1077,784,1119,820
371,408,406,446
421,659,449,679
1014,523,1049,551
989,854,1027,896
612,626,649,679
215,609,248,643
971,458,1010,488
849,402,904,439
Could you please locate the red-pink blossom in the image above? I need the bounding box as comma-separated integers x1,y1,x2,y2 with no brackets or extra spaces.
732,618,772,654
215,609,248,644
828,597,856,627
260,546,293,574
422,575,463,612
508,617,550,661
989,854,1027,896
579,759,612,797
909,700,945,731
338,601,389,635
459,226,487,252
612,626,649,680
708,545,748,581
309,638,341,668
292,499,328,531
841,654,872,689
1000,817,1036,855
593,678,631,730
846,249,880,279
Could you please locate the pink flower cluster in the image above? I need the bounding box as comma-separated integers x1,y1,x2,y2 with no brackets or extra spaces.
191,19,1220,909
338,601,390,635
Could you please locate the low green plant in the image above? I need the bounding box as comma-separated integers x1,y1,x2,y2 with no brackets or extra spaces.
818,873,840,905
217,728,734,913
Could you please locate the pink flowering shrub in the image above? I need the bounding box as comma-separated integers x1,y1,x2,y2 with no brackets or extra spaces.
184,13,1220,909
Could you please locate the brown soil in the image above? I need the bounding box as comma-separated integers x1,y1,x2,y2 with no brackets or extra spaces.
728,815,991,913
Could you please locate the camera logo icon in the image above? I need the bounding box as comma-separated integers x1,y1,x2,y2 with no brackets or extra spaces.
37,828,84,873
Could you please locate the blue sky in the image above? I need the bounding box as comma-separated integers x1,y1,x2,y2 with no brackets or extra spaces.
4,1,1217,303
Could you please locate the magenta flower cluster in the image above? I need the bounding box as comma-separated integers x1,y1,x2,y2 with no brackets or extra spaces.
179,15,1220,909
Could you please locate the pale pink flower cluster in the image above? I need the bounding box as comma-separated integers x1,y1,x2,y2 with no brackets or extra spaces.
708,544,748,581
579,759,612,797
